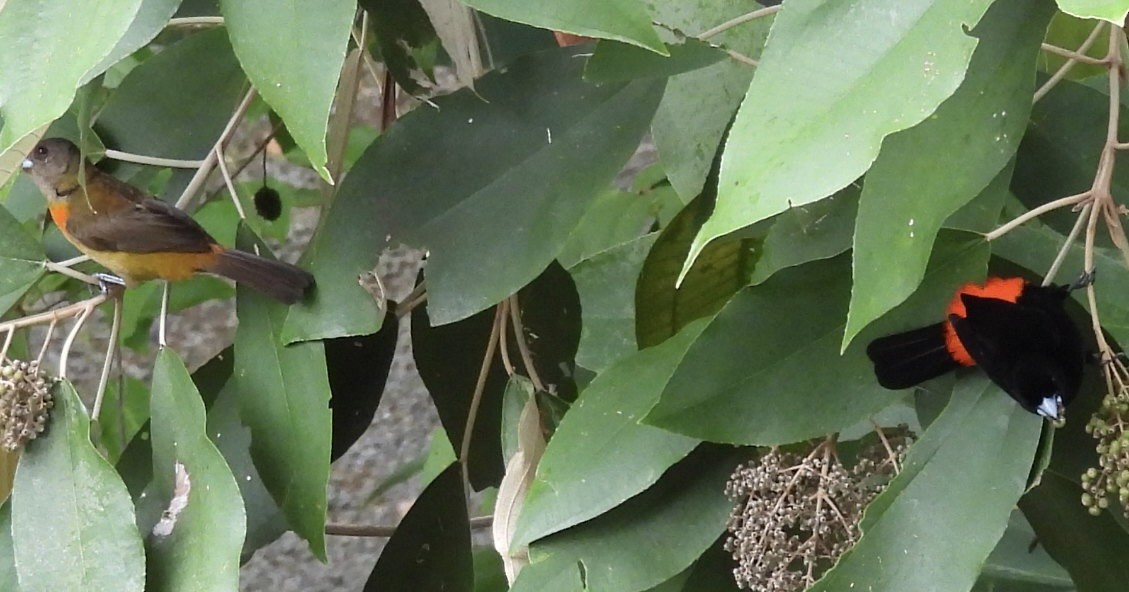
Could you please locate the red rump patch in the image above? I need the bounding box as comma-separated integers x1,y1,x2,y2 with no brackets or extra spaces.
942,277,1025,366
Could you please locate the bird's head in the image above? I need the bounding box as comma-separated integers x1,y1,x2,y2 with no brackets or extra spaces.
21,138,82,201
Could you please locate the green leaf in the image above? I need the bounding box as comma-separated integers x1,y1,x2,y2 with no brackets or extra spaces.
81,0,185,86
809,376,1042,592
1038,12,1110,80
0,204,45,315
363,463,472,592
1021,471,1129,592
11,382,145,592
146,348,245,591
200,349,290,558
585,38,725,83
647,0,772,201
231,228,331,559
96,28,247,159
747,187,857,284
1054,0,1129,23
1013,77,1129,236
462,0,666,54
512,318,705,547
0,504,17,592
568,233,657,371
509,560,585,592
513,447,739,592
646,235,989,444
635,190,759,349
685,0,995,279
975,511,1073,591
285,46,664,340
844,0,1053,352
0,0,141,153
219,0,354,180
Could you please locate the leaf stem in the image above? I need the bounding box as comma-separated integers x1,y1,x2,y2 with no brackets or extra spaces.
983,191,1089,241
698,5,781,40
1034,21,1105,103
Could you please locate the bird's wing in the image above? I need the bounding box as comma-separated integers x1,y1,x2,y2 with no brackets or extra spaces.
67,175,216,254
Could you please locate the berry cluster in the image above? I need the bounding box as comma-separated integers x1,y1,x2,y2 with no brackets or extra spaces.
1081,383,1129,517
0,358,54,451
724,432,909,591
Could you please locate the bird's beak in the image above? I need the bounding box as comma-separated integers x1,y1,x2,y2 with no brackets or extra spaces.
1036,395,1064,421
20,158,32,170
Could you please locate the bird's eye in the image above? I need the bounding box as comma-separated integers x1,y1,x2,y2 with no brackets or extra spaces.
34,145,48,158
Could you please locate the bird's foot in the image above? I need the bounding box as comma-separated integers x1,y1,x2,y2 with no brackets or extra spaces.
1068,269,1096,292
94,273,126,296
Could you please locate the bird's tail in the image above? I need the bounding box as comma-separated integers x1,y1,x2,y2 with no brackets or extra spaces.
207,248,314,305
866,323,960,389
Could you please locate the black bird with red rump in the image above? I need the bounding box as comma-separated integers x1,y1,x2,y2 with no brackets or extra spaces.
867,273,1090,421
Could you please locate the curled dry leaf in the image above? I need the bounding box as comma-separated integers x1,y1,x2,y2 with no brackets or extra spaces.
492,390,545,582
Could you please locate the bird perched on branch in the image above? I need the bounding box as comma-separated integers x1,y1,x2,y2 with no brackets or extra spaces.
21,138,314,304
867,275,1089,421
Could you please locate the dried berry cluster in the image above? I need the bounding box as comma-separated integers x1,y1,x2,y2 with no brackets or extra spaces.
0,358,54,451
724,432,909,592
1081,381,1129,517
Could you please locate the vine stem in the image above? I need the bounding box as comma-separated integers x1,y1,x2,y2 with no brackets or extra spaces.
983,191,1090,241
698,5,781,40
461,302,505,494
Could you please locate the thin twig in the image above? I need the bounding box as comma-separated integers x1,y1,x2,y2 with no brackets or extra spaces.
1034,21,1105,103
58,306,94,380
1039,43,1107,65
0,293,107,334
176,88,257,210
507,295,545,393
103,150,205,169
325,516,492,537
35,319,56,366
698,5,781,40
984,192,1090,241
43,260,98,285
499,299,515,375
167,17,224,27
461,305,503,492
92,295,122,422
1044,203,1091,286
214,145,248,220
158,283,170,348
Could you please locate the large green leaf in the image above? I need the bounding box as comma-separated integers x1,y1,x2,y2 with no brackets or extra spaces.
96,28,247,159
844,0,1054,351
1021,471,1129,592
0,204,45,315
231,229,331,559
646,0,772,201
0,0,141,153
646,235,989,444
809,376,1042,592
219,0,354,179
326,311,399,461
974,512,1074,591
146,348,245,591
11,382,145,592
512,318,705,547
363,463,472,592
635,189,759,349
284,46,664,340
685,0,995,278
82,0,185,85
512,447,738,592
1013,77,1129,237
0,504,17,592
462,0,666,54
568,233,657,371
747,187,857,284
1054,0,1129,22
584,38,725,83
